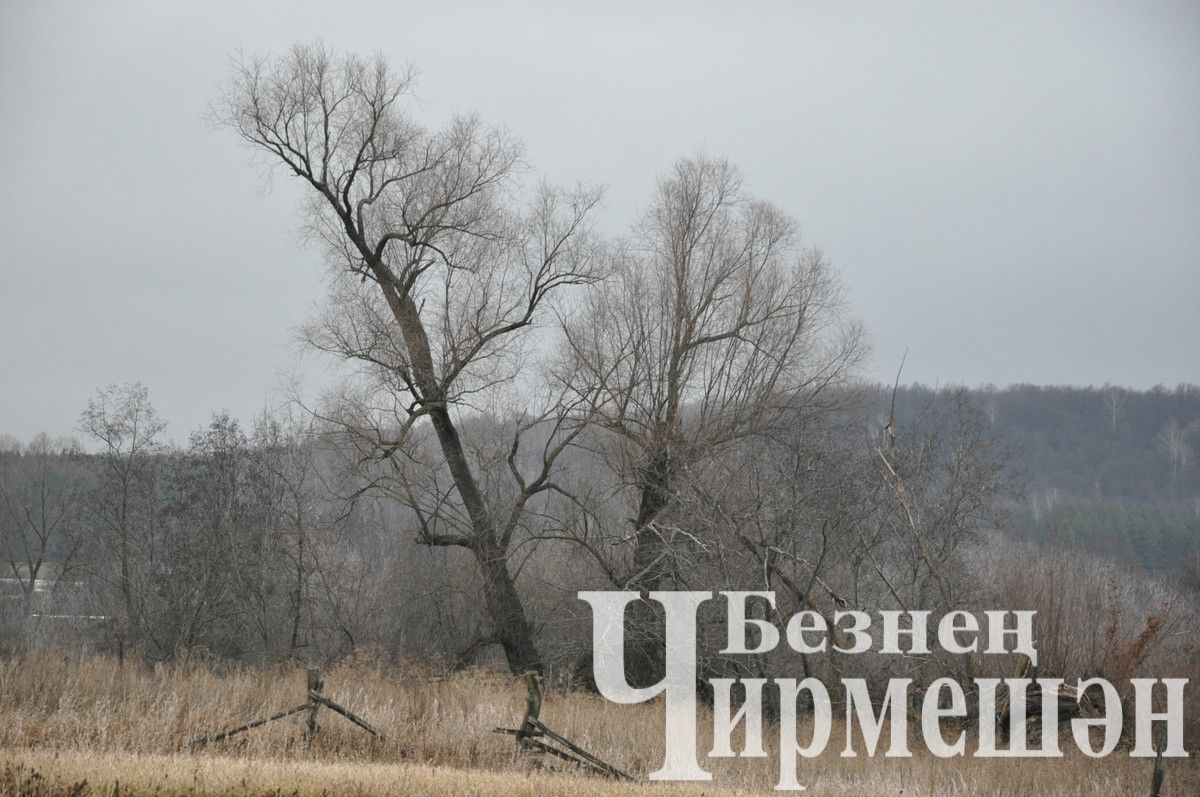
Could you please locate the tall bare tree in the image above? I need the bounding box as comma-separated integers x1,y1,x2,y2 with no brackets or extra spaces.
557,156,866,593
158,412,257,654
1103,384,1127,433
875,389,1013,615
1155,417,1194,484
217,44,603,671
250,405,334,658
80,382,166,656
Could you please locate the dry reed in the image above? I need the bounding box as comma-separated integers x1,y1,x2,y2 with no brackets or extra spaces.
1,651,1195,795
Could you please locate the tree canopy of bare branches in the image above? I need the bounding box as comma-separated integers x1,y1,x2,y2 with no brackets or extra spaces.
79,383,166,654
556,155,866,593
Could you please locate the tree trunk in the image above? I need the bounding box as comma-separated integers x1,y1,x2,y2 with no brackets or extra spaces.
289,526,303,655
620,450,679,686
627,450,675,590
119,523,137,654
373,271,544,673
474,538,542,672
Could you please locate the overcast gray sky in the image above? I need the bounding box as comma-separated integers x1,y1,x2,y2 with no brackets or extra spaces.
1,0,1197,441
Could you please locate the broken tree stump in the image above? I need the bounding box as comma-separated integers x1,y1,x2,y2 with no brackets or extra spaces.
190,666,384,749
495,670,633,782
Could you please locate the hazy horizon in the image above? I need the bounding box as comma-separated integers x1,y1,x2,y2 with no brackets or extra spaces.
2,0,1197,441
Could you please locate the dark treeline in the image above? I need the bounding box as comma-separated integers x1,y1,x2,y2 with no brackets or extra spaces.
2,381,1196,688
885,383,1200,504
0,393,475,664
881,383,1200,580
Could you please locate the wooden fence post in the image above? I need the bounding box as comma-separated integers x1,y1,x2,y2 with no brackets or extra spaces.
191,664,381,749
517,670,541,740
1149,726,1166,797
305,668,322,746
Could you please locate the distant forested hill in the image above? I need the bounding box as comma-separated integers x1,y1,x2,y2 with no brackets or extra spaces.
880,383,1200,578
882,383,1199,505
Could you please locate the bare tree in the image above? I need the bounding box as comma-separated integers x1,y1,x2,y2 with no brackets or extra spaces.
1155,417,1193,484
79,383,166,656
876,389,1013,613
556,155,866,593
217,44,603,672
157,412,258,654
1103,384,1126,433
251,405,330,657
982,385,999,426
0,434,86,616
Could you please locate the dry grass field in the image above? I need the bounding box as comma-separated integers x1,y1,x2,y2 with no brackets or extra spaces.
0,651,1195,795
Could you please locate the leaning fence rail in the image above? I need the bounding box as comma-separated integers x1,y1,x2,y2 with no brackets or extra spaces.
189,667,384,749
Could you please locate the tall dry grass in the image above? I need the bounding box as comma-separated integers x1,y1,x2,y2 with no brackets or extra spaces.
1,752,757,797
1,651,1196,795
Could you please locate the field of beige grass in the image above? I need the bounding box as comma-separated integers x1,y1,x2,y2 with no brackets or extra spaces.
0,651,1195,795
